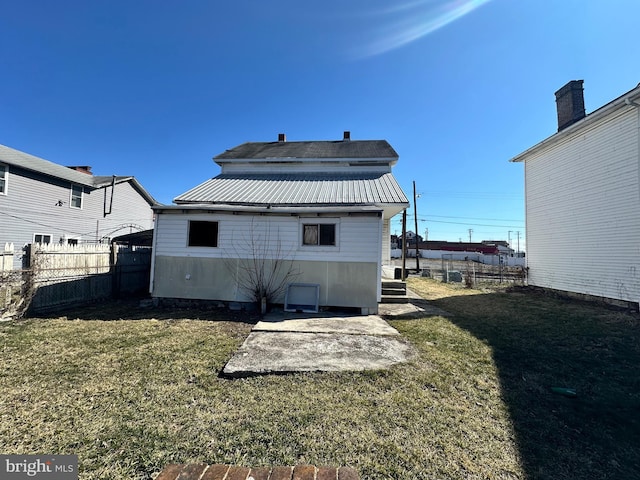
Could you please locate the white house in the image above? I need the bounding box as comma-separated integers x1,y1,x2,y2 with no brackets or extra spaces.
150,132,409,314
0,144,157,268
510,80,640,307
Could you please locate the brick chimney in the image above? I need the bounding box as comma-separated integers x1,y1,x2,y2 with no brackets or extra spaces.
278,133,286,142
555,80,586,131
343,131,351,141
67,166,92,175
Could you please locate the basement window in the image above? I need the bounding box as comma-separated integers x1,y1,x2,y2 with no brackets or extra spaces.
33,234,52,244
188,221,218,247
302,223,336,246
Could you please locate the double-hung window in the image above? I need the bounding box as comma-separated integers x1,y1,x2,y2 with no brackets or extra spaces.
70,184,83,209
0,164,7,195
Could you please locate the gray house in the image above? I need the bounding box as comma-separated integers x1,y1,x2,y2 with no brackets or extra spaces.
0,143,157,268
150,132,409,314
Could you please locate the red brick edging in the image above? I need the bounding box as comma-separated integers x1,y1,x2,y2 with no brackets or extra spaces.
156,464,359,480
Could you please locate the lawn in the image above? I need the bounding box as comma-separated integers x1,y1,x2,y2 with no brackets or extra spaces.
1,280,638,479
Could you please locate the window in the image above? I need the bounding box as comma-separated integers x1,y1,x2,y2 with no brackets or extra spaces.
0,164,7,194
33,234,52,244
303,223,336,246
70,184,83,208
188,221,218,247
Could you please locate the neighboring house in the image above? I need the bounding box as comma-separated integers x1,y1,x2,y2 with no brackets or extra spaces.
0,143,158,268
150,132,409,314
510,80,640,307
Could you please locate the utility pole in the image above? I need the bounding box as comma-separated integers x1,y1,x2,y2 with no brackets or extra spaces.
424,228,428,242
468,228,473,243
516,231,521,255
413,181,420,272
508,231,513,257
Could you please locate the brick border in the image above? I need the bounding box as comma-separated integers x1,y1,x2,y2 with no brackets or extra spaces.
156,464,359,480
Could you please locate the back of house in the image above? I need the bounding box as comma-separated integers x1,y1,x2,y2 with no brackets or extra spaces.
150,132,409,314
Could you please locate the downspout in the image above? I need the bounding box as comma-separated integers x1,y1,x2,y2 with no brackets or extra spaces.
103,175,115,217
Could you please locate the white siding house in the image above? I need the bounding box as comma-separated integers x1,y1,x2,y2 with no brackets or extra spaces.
511,81,640,307
151,132,409,314
0,144,157,268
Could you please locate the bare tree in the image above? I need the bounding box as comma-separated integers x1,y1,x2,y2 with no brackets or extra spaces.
225,219,300,312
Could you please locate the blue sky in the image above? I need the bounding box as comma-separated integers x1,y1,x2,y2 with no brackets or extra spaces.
2,0,639,251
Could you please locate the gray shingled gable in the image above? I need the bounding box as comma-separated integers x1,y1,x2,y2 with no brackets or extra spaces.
0,143,96,186
215,140,398,161
0,144,158,205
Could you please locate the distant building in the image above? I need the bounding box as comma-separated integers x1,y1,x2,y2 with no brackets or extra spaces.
0,144,157,268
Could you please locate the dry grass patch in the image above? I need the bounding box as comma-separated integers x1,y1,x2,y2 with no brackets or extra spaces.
2,287,638,480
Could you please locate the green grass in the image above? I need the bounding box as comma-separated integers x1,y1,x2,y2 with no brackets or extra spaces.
1,283,638,479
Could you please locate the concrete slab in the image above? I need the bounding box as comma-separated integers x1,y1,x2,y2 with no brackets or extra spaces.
222,331,414,377
255,313,399,335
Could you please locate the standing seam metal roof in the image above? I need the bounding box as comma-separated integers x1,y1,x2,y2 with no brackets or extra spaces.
174,173,409,206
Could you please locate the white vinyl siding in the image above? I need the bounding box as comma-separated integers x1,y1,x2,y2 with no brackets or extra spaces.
524,106,640,303
0,171,154,268
381,217,391,265
154,213,380,263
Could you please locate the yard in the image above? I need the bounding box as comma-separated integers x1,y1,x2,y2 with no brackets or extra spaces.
1,279,638,479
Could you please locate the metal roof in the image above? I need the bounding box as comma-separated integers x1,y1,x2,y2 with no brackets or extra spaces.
174,173,409,206
215,140,398,161
154,204,384,215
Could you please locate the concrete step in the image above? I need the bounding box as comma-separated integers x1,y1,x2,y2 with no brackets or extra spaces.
382,280,406,289
380,294,410,304
382,287,407,296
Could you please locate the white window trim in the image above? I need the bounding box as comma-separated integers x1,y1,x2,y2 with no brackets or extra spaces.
33,233,52,244
0,163,8,195
299,217,340,251
70,184,83,209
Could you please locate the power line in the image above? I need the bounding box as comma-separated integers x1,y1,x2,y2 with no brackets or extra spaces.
392,217,524,229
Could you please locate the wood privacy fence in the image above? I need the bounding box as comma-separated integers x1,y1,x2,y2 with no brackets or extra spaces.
0,243,151,316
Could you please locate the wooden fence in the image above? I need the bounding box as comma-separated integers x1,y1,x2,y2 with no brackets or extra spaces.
1,243,13,272
0,243,151,317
